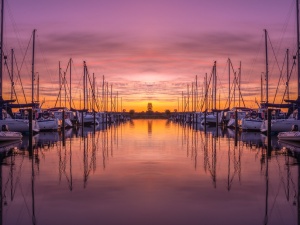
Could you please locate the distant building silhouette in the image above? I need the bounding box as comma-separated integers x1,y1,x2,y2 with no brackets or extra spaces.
147,102,153,113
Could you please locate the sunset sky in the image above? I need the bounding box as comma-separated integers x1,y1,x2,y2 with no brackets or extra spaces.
1,0,298,112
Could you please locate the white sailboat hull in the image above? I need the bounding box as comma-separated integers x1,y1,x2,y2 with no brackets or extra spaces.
260,118,300,133
0,131,22,141
201,113,222,125
241,118,263,131
96,112,107,124
37,118,59,131
0,118,39,133
53,111,74,127
278,131,300,141
77,112,98,125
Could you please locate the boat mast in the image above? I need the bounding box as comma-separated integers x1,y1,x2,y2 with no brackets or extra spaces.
117,91,118,112
205,73,208,112
181,91,183,112
59,61,61,107
93,73,95,111
187,84,189,112
214,61,217,109
297,0,300,121
191,82,194,111
0,0,3,101
195,75,198,111
297,0,300,98
37,73,39,103
264,29,269,104
110,84,112,112
70,58,72,109
287,49,289,100
239,61,241,107
83,61,86,110
64,71,66,107
261,72,264,103
102,75,105,111
11,49,13,100
228,58,231,109
234,72,236,107
31,29,36,106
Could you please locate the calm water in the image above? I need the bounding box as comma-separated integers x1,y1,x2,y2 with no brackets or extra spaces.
0,119,299,225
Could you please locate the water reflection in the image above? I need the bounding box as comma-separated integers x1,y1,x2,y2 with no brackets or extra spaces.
179,121,299,224
0,121,124,225
1,120,300,224
240,132,263,148
148,120,152,137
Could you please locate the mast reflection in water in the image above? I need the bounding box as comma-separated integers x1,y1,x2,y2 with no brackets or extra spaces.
0,120,299,224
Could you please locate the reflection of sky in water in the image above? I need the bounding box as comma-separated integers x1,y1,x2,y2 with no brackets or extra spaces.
0,119,299,225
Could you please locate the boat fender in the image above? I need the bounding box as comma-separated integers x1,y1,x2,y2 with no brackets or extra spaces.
42,112,49,119
2,124,8,131
291,124,298,131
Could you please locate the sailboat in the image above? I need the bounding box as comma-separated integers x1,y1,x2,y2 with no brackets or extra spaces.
226,107,251,128
240,73,265,131
278,125,300,141
0,3,39,134
261,7,300,134
35,109,59,131
0,125,22,141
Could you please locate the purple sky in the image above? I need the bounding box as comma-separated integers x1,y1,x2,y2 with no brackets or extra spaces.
2,0,298,111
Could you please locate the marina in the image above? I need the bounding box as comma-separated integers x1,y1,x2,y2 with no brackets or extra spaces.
0,0,300,224
0,119,299,224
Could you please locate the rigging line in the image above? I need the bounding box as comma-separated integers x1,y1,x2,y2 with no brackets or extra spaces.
86,67,100,111
280,58,296,104
229,75,239,107
54,70,64,107
273,0,294,57
61,147,72,190
230,59,237,74
216,74,226,105
62,58,78,109
6,1,26,53
16,177,33,221
62,74,79,110
273,53,287,103
64,59,70,74
268,156,287,221
267,2,294,89
223,68,238,109
36,35,55,84
216,59,230,103
236,76,246,107
200,64,214,111
13,52,28,103
5,0,31,78
275,155,289,200
267,32,282,78
69,59,78,109
4,58,19,103
11,155,25,202
19,32,33,81
229,59,240,106
72,61,84,107
62,76,72,108
59,64,74,108
242,33,264,85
